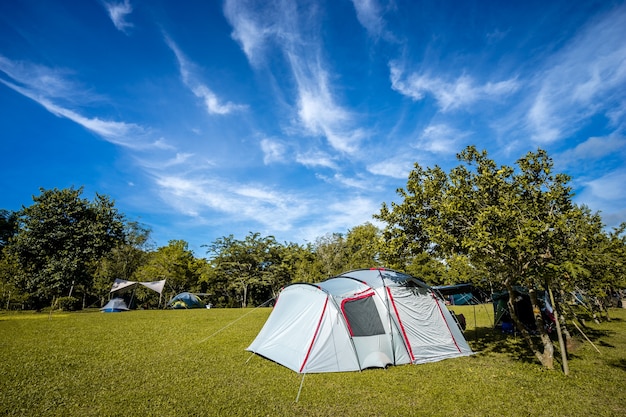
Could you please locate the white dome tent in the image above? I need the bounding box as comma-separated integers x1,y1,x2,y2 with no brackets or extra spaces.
247,268,473,374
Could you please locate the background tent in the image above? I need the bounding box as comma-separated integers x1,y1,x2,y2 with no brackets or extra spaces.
492,287,554,333
167,292,205,309
432,283,486,305
247,268,473,374
101,298,129,312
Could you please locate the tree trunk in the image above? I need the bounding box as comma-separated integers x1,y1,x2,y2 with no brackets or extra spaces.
505,282,550,367
529,289,554,369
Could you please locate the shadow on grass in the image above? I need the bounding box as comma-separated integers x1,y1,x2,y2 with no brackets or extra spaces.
465,324,617,364
465,327,538,364
607,358,626,371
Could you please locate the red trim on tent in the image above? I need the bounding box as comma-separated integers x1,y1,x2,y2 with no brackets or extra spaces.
432,293,461,353
299,296,329,373
386,287,415,362
340,290,376,336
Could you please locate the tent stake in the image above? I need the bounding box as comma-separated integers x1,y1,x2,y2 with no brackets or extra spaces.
295,373,306,403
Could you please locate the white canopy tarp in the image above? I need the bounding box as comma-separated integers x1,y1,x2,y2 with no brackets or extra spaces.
110,279,166,294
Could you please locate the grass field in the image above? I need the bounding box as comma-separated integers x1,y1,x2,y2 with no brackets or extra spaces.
1,304,625,416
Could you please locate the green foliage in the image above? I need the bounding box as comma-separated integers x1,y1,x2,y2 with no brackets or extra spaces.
0,209,18,248
134,240,200,299
92,221,152,303
205,233,288,307
375,146,625,368
56,296,80,311
5,187,125,308
1,308,625,416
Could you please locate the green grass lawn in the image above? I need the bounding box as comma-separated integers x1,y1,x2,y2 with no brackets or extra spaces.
1,305,625,416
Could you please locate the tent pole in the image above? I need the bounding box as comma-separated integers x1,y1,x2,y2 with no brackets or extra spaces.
129,288,136,310
295,373,306,403
571,320,601,354
473,304,477,341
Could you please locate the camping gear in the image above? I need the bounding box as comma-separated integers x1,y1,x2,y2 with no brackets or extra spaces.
167,292,205,309
247,268,473,373
101,297,129,312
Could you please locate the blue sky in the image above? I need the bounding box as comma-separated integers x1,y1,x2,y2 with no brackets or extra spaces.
1,0,625,256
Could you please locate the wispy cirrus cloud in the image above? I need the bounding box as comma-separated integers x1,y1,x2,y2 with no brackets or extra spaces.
418,124,472,155
224,0,364,155
102,0,134,33
389,62,519,112
526,4,626,143
350,0,386,39
295,150,338,170
154,173,310,231
164,35,247,115
366,155,414,179
0,56,151,149
559,135,626,166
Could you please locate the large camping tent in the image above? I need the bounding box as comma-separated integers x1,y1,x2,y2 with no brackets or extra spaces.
247,268,473,373
167,292,205,309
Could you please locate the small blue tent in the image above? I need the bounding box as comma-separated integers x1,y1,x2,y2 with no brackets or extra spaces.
101,298,129,312
168,292,205,309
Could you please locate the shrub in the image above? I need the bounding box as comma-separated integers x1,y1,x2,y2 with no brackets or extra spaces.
56,296,81,311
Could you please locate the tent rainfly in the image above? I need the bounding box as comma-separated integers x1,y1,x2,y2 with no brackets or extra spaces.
247,268,473,373
168,292,205,309
101,297,129,312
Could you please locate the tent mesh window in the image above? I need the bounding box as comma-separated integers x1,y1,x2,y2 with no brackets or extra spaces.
342,296,386,336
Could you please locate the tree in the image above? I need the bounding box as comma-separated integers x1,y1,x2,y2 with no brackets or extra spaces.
7,187,124,308
313,232,348,277
134,240,201,304
376,146,579,369
0,209,18,249
205,233,286,307
92,220,152,306
345,222,384,270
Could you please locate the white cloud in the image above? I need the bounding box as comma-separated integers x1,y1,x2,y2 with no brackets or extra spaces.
418,124,471,154
260,138,286,164
223,0,276,67
224,1,363,154
295,195,381,243
577,168,626,228
526,4,626,143
367,156,413,179
154,173,310,231
0,77,150,149
102,0,133,33
389,62,519,112
295,150,337,170
559,135,626,165
164,35,246,115
350,0,385,38
317,173,379,191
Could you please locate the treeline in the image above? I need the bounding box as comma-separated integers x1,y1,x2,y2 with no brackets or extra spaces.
0,187,393,311
1,146,625,368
